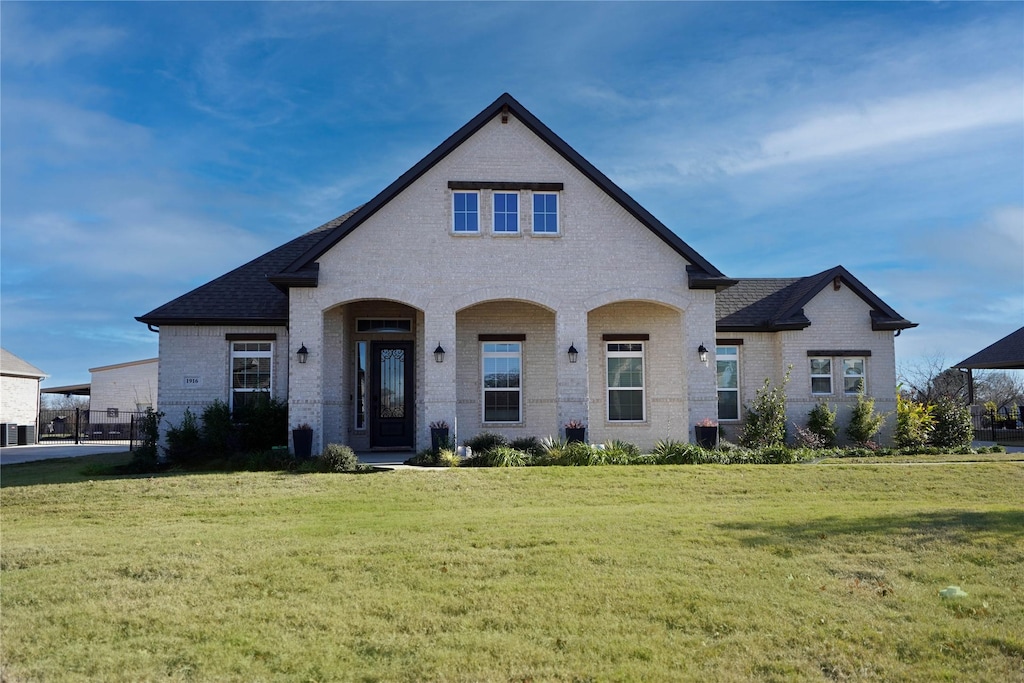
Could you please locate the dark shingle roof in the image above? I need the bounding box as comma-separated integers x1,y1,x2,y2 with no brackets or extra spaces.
955,326,1024,370
716,266,916,332
136,209,359,326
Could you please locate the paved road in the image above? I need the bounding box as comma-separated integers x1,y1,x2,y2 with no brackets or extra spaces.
0,443,131,465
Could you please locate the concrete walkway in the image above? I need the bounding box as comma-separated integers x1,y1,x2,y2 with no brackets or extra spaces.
0,443,132,465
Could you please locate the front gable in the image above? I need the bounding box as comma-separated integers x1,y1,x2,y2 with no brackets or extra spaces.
271,93,730,293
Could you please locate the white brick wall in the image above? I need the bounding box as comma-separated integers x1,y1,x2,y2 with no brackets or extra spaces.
157,325,288,433
90,359,158,414
286,113,714,452
0,374,41,426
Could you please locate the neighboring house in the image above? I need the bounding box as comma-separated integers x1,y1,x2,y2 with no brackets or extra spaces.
954,326,1024,406
90,358,159,417
138,93,916,453
0,348,46,445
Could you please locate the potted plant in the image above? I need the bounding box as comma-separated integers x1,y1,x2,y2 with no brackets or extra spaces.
292,423,313,458
694,417,719,449
429,420,450,451
565,419,586,444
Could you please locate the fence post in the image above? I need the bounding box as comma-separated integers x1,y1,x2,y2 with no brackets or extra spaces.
991,408,997,442
75,407,80,444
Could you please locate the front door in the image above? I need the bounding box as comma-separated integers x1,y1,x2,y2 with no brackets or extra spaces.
370,341,414,449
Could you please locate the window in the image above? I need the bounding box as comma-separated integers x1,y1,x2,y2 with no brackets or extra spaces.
716,346,739,420
493,192,519,233
810,358,833,395
482,342,521,422
607,342,644,421
356,319,411,333
453,191,479,233
355,341,367,430
533,193,559,234
231,341,272,410
843,358,866,394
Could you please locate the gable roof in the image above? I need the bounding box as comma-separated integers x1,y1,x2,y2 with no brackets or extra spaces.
270,92,731,289
716,265,917,333
136,209,358,326
954,326,1024,370
1,348,46,379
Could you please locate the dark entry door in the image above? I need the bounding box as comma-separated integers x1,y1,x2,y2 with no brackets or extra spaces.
370,341,414,449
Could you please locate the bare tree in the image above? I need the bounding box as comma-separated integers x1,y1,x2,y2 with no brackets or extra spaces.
41,394,90,412
898,356,1024,410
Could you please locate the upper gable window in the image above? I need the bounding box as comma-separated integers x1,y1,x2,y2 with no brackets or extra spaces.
493,192,519,233
533,193,559,234
453,191,479,233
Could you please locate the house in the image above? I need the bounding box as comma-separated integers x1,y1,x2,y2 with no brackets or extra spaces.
89,358,159,416
138,93,916,453
0,348,47,445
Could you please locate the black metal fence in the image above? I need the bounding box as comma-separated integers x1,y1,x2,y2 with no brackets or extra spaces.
972,408,1024,443
38,408,147,447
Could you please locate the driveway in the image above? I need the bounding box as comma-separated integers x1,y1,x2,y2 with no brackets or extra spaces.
0,443,131,466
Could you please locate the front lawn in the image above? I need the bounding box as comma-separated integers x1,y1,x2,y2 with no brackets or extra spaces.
1,462,1021,681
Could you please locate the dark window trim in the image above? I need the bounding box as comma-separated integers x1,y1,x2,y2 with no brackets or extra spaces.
806,350,872,357
716,338,744,346
602,333,650,341
449,181,564,191
479,334,526,342
226,333,277,341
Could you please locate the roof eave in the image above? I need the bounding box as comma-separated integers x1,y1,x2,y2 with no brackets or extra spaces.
135,316,288,328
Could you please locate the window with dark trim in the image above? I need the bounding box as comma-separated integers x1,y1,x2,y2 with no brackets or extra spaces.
482,342,522,422
606,342,644,421
231,341,272,411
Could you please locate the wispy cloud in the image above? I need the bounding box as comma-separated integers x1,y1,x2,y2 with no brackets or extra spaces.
730,80,1023,173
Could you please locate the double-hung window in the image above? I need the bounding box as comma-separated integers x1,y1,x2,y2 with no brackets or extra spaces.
493,192,519,233
716,346,739,420
453,191,479,233
231,341,272,411
482,342,522,422
810,358,833,395
843,358,866,394
607,342,644,421
532,193,559,234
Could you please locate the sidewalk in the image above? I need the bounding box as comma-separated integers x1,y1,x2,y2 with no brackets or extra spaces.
0,443,132,466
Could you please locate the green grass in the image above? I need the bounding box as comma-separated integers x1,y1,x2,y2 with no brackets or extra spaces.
2,461,1022,682
0,450,136,487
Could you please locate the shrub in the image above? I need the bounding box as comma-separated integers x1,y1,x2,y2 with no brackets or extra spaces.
741,369,791,448
233,397,288,453
651,439,703,464
317,443,361,472
464,431,509,455
601,439,641,460
437,448,461,467
405,448,442,467
929,397,973,450
792,423,827,449
895,394,934,449
510,436,544,458
164,408,204,466
846,393,886,446
482,445,531,467
200,400,235,456
123,408,164,472
807,401,837,447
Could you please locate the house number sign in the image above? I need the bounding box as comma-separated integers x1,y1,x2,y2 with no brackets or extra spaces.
183,376,203,388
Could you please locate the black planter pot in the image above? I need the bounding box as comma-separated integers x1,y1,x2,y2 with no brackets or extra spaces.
695,425,718,449
566,427,586,444
430,428,450,451
292,429,313,458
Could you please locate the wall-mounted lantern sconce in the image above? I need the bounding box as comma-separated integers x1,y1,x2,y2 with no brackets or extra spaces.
297,344,309,364
697,343,709,366
567,343,579,364
434,343,446,363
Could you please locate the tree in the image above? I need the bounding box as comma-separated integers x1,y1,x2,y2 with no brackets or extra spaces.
42,393,89,412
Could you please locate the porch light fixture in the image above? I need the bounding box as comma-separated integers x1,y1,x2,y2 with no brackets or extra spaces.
567,343,579,364
697,343,709,366
434,343,446,363
297,344,309,364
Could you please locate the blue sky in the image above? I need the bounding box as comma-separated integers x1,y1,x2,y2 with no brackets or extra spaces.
2,2,1022,388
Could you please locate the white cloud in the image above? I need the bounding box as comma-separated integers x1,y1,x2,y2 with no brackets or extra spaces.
0,7,126,66
730,81,1023,174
